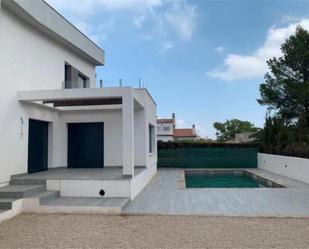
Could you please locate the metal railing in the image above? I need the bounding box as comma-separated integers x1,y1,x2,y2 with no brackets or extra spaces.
96,78,145,88
62,78,146,89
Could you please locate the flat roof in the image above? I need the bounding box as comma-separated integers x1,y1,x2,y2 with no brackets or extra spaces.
2,0,104,65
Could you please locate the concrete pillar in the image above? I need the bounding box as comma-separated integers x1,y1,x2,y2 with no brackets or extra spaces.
122,91,134,177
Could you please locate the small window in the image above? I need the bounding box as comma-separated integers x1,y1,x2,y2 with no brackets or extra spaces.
163,126,170,131
78,74,88,88
149,124,155,153
64,62,89,89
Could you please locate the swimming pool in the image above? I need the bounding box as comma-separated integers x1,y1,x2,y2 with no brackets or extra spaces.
185,170,285,188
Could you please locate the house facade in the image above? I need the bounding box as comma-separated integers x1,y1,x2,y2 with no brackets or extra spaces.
0,0,157,200
157,113,176,142
157,113,198,141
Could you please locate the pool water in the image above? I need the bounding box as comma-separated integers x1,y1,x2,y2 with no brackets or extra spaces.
185,170,281,188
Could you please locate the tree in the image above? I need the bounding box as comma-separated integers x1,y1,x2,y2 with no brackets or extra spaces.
257,26,309,158
258,26,309,126
213,119,257,142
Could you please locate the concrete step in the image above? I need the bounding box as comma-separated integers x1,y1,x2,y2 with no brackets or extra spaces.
40,197,130,213
0,185,46,199
0,209,10,214
0,199,18,209
0,209,12,223
28,190,60,202
10,178,46,186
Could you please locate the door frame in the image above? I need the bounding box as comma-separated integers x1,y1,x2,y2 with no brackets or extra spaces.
27,119,49,173
67,122,104,168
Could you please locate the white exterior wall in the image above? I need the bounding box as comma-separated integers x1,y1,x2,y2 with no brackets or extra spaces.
1,102,61,186
157,123,174,136
0,6,97,185
157,122,174,141
134,108,146,166
1,7,96,90
157,135,173,142
142,91,157,169
258,153,309,184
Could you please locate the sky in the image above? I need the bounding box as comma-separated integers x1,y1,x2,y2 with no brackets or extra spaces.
46,0,309,138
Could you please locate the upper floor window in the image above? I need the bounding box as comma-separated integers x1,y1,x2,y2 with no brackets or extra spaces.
64,62,90,89
163,126,170,131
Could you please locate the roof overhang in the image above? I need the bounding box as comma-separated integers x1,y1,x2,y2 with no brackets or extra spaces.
17,87,148,111
2,0,104,65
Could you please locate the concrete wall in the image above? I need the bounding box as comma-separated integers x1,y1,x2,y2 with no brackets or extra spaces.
47,179,130,198
134,108,146,166
142,90,157,169
0,6,97,185
258,153,309,184
130,164,157,200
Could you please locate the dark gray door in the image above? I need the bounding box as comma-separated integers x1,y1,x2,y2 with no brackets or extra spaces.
68,122,104,168
28,119,48,173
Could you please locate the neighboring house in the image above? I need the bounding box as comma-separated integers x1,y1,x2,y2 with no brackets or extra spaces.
157,113,176,142
157,113,198,141
174,125,198,140
0,0,157,201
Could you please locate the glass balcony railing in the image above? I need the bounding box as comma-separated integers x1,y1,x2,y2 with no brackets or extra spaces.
62,80,90,89
62,78,145,89
95,78,145,89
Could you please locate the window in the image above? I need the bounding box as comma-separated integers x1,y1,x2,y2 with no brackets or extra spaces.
163,126,170,131
64,62,89,89
149,124,155,153
78,74,88,88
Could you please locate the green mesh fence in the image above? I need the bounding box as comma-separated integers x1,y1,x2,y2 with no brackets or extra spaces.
158,147,258,168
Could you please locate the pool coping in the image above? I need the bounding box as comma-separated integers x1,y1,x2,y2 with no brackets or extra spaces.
178,169,287,189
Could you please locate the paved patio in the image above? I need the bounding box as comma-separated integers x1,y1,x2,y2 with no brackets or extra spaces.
124,168,309,217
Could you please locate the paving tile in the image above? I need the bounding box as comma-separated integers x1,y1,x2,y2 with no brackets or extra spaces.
124,168,309,217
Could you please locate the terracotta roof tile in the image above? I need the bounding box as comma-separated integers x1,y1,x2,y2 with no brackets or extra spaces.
173,128,197,138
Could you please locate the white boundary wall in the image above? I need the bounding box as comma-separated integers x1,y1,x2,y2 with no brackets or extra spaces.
130,164,157,200
258,153,309,184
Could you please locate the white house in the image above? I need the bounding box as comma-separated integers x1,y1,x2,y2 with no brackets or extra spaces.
157,113,176,142
157,113,198,141
0,0,157,211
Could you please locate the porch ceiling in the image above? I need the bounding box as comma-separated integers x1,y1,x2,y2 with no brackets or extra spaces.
43,97,122,107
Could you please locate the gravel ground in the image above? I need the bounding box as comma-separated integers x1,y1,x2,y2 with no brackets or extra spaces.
0,214,309,249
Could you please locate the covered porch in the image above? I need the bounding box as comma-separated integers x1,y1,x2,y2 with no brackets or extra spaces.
18,87,155,178
17,87,157,199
